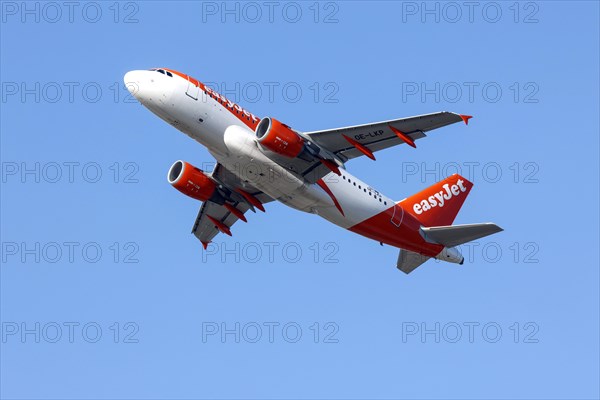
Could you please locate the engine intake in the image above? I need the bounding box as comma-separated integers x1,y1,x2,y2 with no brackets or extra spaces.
255,117,305,158
167,160,217,201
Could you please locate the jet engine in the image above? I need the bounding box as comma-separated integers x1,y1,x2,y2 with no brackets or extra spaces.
255,117,305,158
167,160,217,201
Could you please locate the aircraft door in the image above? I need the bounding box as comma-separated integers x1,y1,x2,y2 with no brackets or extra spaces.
186,76,199,100
391,204,404,227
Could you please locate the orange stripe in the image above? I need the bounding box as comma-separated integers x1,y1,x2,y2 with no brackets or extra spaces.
317,179,344,216
163,67,260,130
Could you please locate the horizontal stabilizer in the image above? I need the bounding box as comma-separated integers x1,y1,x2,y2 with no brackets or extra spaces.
397,249,431,274
420,223,503,248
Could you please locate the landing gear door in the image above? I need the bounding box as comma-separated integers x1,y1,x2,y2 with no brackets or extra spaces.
186,77,199,100
391,204,404,227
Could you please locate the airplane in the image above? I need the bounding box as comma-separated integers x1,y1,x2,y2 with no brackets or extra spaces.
124,68,503,273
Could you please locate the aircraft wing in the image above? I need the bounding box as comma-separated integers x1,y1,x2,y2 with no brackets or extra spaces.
265,112,470,184
191,163,274,247
305,111,470,162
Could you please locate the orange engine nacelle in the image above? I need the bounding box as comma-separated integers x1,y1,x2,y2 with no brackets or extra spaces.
255,117,305,158
167,160,217,201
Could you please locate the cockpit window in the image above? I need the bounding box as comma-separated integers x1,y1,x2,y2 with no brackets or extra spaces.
148,68,173,77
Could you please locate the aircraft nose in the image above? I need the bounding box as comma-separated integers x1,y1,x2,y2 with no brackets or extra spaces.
124,70,144,101
123,69,173,106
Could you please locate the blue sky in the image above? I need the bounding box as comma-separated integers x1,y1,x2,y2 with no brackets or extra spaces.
1,1,599,399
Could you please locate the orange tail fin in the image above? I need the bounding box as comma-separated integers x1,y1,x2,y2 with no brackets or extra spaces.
401,174,474,227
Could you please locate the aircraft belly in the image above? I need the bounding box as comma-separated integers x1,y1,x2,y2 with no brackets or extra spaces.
220,125,334,212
